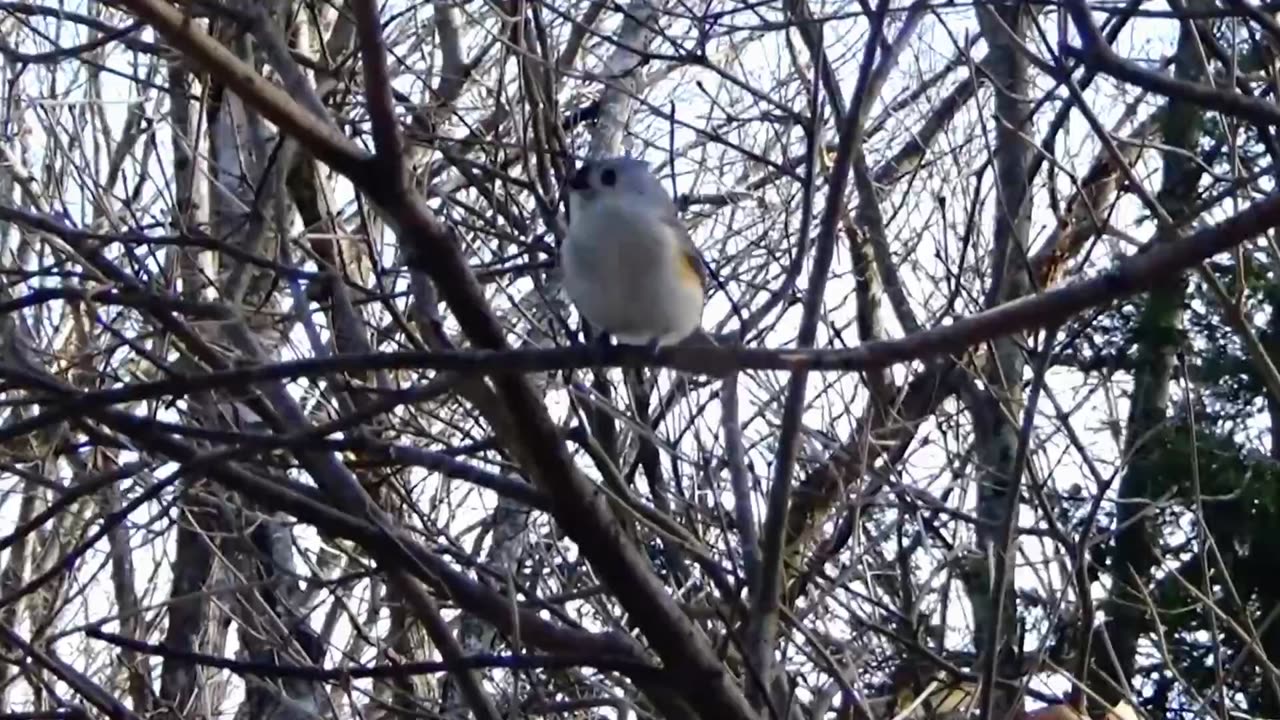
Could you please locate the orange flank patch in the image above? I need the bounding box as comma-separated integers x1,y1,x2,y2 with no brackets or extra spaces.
677,249,706,291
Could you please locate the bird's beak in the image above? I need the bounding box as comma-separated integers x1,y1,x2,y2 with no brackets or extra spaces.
568,166,591,191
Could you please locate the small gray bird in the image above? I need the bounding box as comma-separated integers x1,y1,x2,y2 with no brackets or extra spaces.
560,156,707,348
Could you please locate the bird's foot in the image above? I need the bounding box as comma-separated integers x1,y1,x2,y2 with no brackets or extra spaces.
641,337,662,363
589,331,613,366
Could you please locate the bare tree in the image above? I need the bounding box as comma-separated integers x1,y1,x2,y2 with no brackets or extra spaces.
3,1,1280,719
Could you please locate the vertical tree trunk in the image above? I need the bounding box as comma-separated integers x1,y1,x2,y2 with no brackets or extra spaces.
156,31,226,720
1092,12,1207,711
971,3,1034,716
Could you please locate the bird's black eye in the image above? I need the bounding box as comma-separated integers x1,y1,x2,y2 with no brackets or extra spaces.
600,168,617,187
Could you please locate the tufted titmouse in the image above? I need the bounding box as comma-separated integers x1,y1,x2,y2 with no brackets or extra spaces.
560,156,707,349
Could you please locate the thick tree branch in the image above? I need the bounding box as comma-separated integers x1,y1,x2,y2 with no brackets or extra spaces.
5,182,1280,420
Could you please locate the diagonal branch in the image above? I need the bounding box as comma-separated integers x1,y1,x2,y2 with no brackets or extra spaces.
353,0,405,184
1062,0,1280,127
115,2,759,717
86,628,665,681
118,0,373,184
0,623,140,720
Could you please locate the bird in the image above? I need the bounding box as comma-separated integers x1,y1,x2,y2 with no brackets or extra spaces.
560,156,707,352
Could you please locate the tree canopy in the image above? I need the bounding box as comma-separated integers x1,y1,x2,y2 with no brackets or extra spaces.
0,1,1278,719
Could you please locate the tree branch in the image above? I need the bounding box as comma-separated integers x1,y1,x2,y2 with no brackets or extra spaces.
1063,0,1280,126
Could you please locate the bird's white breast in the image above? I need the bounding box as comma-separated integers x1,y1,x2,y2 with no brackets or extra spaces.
562,199,703,345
